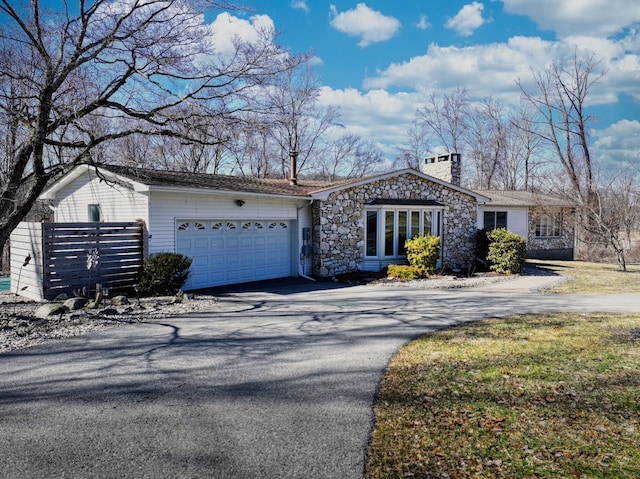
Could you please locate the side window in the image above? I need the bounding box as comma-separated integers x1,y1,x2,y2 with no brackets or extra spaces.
365,210,378,256
484,211,507,230
88,204,101,222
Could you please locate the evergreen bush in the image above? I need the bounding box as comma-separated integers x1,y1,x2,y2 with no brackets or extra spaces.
405,234,440,275
387,264,424,280
139,252,192,296
486,228,526,274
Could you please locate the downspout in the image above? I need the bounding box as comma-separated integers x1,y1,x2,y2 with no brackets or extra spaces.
297,199,316,281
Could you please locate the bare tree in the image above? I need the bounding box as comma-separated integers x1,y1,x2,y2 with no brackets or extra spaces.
465,97,507,189
518,51,607,261
393,119,430,170
416,87,469,154
0,0,300,247
226,116,278,177
343,139,386,179
263,64,340,179
505,103,544,191
319,133,360,181
584,173,640,270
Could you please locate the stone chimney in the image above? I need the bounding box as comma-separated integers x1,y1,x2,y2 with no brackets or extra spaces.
423,152,461,186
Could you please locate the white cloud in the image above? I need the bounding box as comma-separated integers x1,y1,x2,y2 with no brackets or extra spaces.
445,2,486,37
208,13,275,55
417,14,431,30
318,87,420,146
362,32,640,107
329,3,401,47
291,1,310,13
502,0,640,38
593,119,640,170
364,36,557,103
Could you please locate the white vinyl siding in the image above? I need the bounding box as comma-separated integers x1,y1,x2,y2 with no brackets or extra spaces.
477,206,528,239
53,173,148,224
146,190,302,255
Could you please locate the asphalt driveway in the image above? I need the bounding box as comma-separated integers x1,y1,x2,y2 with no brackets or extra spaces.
1,276,639,479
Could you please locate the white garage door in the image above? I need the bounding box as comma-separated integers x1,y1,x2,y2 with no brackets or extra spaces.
176,220,292,290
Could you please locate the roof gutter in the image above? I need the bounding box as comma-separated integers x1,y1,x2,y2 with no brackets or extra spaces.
147,184,312,202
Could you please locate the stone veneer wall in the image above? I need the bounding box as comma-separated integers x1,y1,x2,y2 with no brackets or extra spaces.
311,173,478,277
527,207,575,259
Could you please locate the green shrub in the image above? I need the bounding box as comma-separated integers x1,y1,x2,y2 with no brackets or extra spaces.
405,234,441,275
486,228,526,274
387,264,424,280
139,252,192,296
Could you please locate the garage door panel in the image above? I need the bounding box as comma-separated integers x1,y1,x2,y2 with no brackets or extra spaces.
177,219,292,290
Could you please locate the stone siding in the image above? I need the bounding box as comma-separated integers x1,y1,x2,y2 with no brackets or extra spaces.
312,173,478,277
527,207,575,259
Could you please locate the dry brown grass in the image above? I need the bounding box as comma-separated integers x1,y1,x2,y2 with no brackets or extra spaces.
530,260,640,294
366,313,640,479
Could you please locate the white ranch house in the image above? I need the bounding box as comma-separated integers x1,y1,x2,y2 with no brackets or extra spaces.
15,155,573,296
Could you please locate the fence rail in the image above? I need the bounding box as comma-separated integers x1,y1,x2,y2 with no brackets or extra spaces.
12,222,144,300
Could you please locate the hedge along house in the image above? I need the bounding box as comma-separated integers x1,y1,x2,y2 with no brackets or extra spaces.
36,164,490,291
423,153,576,261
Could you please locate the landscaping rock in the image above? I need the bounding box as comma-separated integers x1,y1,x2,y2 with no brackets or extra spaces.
64,297,89,311
111,295,129,306
53,293,69,301
99,308,119,316
35,303,68,319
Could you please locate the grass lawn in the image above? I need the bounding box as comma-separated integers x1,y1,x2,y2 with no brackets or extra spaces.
529,260,640,294
366,312,640,478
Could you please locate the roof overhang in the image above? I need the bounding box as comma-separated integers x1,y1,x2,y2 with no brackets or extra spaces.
146,184,312,202
310,168,492,203
367,198,444,206
40,164,313,203
40,164,149,199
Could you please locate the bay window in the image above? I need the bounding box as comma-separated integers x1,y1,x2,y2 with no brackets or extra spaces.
364,205,443,259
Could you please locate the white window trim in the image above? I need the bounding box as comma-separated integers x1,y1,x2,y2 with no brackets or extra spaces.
364,206,444,260
535,214,562,238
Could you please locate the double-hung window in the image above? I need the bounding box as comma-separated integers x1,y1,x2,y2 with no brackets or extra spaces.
483,211,507,230
535,214,561,238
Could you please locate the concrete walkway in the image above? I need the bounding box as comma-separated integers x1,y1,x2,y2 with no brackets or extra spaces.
1,274,638,479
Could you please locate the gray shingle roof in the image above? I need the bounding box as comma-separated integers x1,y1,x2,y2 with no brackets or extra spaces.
474,190,573,207
101,165,339,197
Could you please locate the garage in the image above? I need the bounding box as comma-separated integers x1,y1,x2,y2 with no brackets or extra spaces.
176,219,293,290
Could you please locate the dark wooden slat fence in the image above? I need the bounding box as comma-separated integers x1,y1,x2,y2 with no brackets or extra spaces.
42,222,143,300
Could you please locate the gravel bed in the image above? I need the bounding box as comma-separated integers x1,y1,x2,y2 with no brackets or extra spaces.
0,292,221,355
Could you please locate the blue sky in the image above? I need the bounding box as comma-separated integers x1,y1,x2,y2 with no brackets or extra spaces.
221,0,640,172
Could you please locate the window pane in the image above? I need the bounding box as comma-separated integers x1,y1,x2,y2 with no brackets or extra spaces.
411,211,420,239
483,211,495,230
536,214,561,237
398,211,407,255
385,211,395,256
496,212,507,229
423,211,432,235
88,204,100,222
366,211,378,256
